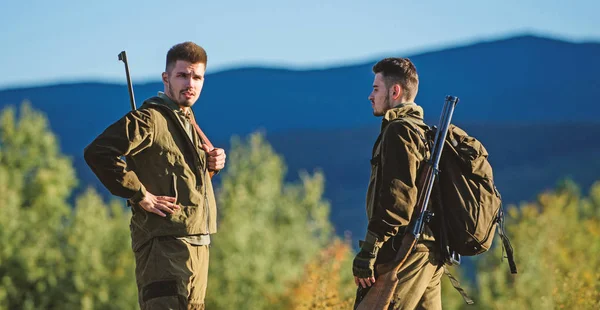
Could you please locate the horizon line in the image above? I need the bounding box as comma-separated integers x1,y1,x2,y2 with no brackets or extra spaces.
1,31,598,91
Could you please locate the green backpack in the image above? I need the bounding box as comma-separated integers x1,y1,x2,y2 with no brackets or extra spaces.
429,124,517,274
398,116,517,274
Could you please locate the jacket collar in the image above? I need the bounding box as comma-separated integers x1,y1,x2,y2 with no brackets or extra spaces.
381,102,424,131
157,92,193,119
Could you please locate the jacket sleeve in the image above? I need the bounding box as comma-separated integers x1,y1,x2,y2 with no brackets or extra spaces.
83,108,155,200
367,122,426,241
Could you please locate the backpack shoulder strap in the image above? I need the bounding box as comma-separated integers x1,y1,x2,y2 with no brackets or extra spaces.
387,116,432,157
497,206,518,274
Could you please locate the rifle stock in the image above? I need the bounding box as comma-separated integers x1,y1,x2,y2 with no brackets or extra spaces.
356,164,433,310
356,233,418,310
355,96,459,310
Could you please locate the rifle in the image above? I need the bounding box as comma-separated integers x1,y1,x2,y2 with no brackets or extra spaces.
356,95,459,310
117,50,216,178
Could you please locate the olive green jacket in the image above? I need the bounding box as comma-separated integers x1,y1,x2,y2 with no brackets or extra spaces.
84,94,217,251
365,103,435,248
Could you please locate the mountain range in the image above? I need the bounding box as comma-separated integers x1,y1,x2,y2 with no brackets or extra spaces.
1,34,599,239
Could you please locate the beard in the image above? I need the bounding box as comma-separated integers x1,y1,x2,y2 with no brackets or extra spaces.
373,93,391,117
167,85,195,108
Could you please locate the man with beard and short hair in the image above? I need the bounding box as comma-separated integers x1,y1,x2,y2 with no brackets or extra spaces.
84,41,226,310
352,57,444,310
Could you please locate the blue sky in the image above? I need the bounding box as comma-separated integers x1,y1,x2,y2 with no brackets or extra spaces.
1,0,598,89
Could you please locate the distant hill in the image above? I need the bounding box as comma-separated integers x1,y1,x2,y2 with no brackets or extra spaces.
2,34,599,240
263,123,600,235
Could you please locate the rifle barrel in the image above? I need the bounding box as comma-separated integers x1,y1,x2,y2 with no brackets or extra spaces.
411,95,459,236
118,51,137,111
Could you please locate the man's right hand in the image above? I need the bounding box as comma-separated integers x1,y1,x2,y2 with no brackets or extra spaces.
138,192,179,217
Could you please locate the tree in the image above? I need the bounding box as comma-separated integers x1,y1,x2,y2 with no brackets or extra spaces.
4,102,598,309
59,189,138,310
206,133,333,310
474,180,600,309
278,238,356,310
0,102,137,309
0,103,338,310
0,102,77,309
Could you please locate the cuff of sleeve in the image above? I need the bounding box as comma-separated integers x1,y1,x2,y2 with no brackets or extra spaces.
367,221,396,244
361,230,384,254
128,184,147,205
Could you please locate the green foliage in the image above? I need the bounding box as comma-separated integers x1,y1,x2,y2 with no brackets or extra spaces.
206,132,333,310
312,184,600,310
440,265,474,310
474,180,600,309
438,180,600,309
0,102,76,309
2,102,599,309
0,101,76,217
0,102,137,309
279,238,356,309
0,103,337,310
59,190,138,310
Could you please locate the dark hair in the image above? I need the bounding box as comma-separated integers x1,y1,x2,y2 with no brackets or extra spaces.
372,57,419,101
165,42,208,72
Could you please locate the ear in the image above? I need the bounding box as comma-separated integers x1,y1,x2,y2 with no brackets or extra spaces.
162,72,169,85
391,84,403,101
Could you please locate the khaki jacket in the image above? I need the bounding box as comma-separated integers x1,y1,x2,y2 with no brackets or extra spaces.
365,103,435,255
84,95,217,251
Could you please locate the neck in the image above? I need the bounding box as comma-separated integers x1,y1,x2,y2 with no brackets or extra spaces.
159,91,191,114
391,101,412,108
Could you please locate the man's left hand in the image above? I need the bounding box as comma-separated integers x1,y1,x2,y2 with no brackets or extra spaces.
352,230,383,288
353,250,378,288
203,144,226,171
